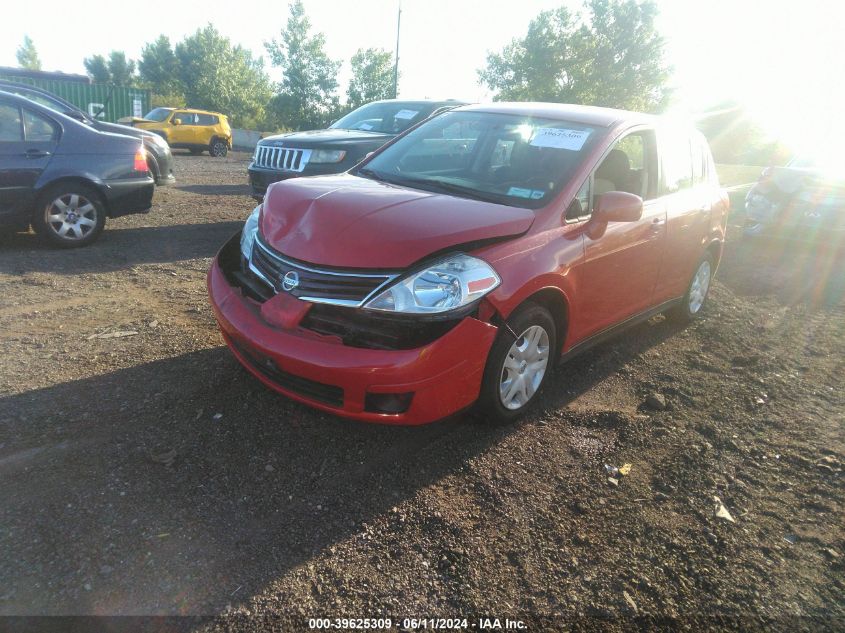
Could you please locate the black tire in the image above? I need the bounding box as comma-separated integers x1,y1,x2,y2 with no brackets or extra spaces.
209,138,228,157
476,302,557,424
32,183,106,248
667,252,715,323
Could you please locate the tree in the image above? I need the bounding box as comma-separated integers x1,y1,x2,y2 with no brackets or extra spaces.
84,54,111,83
83,51,137,85
16,36,41,71
347,48,394,109
478,0,670,113
139,36,181,96
107,51,136,86
174,25,272,128
265,0,341,130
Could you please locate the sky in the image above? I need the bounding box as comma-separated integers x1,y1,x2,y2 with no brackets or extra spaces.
1,0,843,150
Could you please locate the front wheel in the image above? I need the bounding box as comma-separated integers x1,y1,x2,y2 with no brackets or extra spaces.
209,138,228,157
667,253,714,322
32,184,106,248
476,303,557,424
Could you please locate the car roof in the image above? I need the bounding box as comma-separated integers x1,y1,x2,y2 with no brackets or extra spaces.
454,102,657,128
168,107,226,116
0,89,82,124
366,99,468,107
0,80,81,113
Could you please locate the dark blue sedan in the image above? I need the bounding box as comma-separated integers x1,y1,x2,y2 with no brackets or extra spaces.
0,90,154,247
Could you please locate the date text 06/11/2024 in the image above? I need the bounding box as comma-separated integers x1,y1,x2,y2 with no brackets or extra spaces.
307,617,527,630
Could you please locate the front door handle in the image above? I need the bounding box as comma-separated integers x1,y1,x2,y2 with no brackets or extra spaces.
652,217,666,227
25,149,51,159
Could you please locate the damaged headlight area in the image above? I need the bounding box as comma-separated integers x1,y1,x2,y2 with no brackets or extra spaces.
364,253,500,315
240,205,261,260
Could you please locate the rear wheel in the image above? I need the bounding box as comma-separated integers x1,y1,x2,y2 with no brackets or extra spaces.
209,138,228,157
667,252,714,322
476,303,556,424
32,184,106,248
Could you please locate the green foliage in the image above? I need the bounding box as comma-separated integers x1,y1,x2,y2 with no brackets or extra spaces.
139,36,182,98
83,51,137,86
83,54,111,83
174,25,273,128
265,0,341,130
16,36,41,71
478,0,670,113
347,48,395,109
698,102,791,166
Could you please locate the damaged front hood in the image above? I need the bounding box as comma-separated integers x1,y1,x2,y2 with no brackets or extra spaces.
259,174,534,269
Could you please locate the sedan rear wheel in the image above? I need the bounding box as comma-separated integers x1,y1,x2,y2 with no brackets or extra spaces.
668,252,715,322
32,185,106,248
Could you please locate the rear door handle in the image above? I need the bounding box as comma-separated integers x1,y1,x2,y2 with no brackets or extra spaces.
25,149,51,159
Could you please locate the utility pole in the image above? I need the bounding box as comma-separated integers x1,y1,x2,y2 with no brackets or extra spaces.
393,1,401,98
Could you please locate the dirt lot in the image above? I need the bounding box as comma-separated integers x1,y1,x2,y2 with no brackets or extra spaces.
1,152,843,631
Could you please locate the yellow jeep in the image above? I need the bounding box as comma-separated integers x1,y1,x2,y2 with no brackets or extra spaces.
131,107,232,157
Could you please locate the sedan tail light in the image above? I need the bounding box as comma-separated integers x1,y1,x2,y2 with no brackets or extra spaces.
134,147,149,172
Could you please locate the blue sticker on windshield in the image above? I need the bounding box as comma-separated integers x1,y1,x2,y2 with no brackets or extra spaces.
530,190,545,199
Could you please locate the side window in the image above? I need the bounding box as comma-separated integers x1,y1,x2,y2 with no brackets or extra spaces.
661,131,693,193
566,178,591,221
196,113,217,126
23,109,58,142
594,129,658,204
0,103,23,141
174,111,194,125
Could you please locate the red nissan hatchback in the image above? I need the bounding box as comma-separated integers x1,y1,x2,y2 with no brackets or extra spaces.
208,103,728,424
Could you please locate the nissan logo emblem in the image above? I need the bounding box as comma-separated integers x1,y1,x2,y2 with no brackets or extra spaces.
282,271,300,292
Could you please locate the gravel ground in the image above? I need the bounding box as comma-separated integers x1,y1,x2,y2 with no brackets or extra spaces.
0,152,843,631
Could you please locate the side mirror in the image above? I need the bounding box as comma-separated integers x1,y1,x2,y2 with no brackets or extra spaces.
172,118,182,126
593,191,643,223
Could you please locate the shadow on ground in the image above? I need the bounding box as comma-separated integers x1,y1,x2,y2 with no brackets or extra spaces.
0,306,680,615
0,221,242,274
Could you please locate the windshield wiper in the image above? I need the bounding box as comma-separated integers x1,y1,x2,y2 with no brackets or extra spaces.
356,167,384,181
390,176,506,204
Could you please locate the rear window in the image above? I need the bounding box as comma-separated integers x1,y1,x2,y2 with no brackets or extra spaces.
196,113,218,126
660,130,694,193
23,109,58,142
0,103,23,141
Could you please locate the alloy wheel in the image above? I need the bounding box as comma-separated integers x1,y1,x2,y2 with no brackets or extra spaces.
45,193,98,241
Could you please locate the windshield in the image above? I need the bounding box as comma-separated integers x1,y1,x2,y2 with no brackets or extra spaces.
331,102,441,134
357,111,599,209
144,108,173,122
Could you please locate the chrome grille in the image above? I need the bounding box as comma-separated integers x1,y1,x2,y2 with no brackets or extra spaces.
248,236,397,307
253,145,312,172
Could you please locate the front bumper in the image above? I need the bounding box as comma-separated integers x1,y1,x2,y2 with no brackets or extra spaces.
207,239,499,425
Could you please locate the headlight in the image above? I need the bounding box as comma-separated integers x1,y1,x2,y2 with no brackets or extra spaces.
240,206,261,260
364,253,500,314
309,149,347,164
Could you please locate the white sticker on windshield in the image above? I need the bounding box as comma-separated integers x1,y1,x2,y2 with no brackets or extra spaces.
529,128,591,151
394,109,419,120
